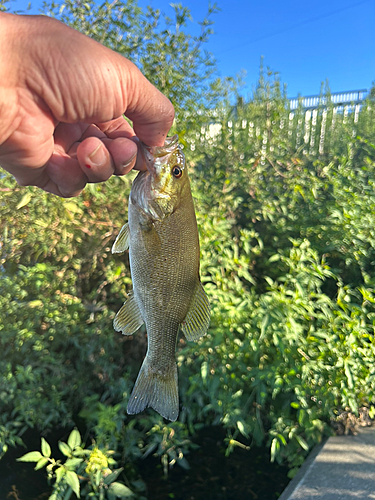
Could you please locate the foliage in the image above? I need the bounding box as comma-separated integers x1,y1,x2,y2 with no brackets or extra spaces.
1,0,375,496
182,67,375,475
17,429,136,499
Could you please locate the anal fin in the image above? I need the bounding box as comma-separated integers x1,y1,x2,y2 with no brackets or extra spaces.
113,290,144,335
181,281,210,342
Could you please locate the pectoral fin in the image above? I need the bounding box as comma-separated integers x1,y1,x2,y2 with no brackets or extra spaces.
114,291,144,335
112,223,130,253
181,282,210,342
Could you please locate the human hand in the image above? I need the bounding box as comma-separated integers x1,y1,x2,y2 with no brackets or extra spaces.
0,13,174,197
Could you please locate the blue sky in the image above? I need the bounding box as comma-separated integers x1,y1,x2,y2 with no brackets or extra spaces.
8,0,375,98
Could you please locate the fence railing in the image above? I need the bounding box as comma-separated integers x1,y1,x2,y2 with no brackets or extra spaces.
289,89,369,110
197,89,375,159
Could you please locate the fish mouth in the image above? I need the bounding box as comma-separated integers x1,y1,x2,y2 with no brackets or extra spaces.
139,134,181,203
140,135,179,177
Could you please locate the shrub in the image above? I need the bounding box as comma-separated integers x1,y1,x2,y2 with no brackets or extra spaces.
1,0,375,495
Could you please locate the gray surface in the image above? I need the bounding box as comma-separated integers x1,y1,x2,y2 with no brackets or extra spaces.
279,426,375,500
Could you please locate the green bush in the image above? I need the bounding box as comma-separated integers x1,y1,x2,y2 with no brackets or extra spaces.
1,0,375,496
18,429,136,499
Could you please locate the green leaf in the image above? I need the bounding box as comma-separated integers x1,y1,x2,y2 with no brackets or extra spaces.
64,202,82,214
177,457,190,470
108,482,134,498
27,299,44,308
104,468,124,485
35,457,49,470
277,433,287,446
67,429,81,450
16,192,32,210
65,470,80,498
55,466,66,484
270,437,279,462
264,276,274,286
295,434,309,451
58,441,72,457
344,361,354,389
288,467,299,479
269,254,280,262
95,470,101,488
17,451,43,462
236,420,249,438
71,447,85,458
63,487,73,500
41,437,51,458
201,361,208,384
260,314,270,339
64,458,83,470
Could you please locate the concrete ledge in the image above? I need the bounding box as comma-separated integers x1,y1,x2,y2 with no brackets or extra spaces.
279,426,375,500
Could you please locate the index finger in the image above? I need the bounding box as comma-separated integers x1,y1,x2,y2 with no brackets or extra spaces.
120,61,175,147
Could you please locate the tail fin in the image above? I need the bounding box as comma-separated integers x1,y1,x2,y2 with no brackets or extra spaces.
127,357,179,422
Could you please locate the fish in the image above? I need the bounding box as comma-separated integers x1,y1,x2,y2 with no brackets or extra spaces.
111,135,210,421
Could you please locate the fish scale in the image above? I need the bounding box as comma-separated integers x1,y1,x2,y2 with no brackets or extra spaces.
112,135,210,421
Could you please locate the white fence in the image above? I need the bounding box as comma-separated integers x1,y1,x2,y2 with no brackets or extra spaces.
289,89,368,111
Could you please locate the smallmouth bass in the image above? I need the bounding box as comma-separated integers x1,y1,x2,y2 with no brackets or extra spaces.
112,135,210,421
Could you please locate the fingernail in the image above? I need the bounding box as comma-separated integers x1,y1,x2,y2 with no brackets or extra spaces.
117,152,137,174
122,152,137,168
88,144,107,166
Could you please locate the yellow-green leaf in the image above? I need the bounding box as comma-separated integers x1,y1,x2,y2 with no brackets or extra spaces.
295,434,309,451
41,437,51,458
58,441,71,457
108,482,133,498
27,300,43,309
17,451,43,462
64,202,82,214
201,361,208,384
67,429,81,450
66,470,80,498
16,192,32,210
55,466,65,484
35,457,49,470
270,437,279,462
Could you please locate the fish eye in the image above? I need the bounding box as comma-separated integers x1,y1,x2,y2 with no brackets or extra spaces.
172,165,183,178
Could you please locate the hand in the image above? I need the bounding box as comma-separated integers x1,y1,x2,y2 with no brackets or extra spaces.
0,13,174,197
